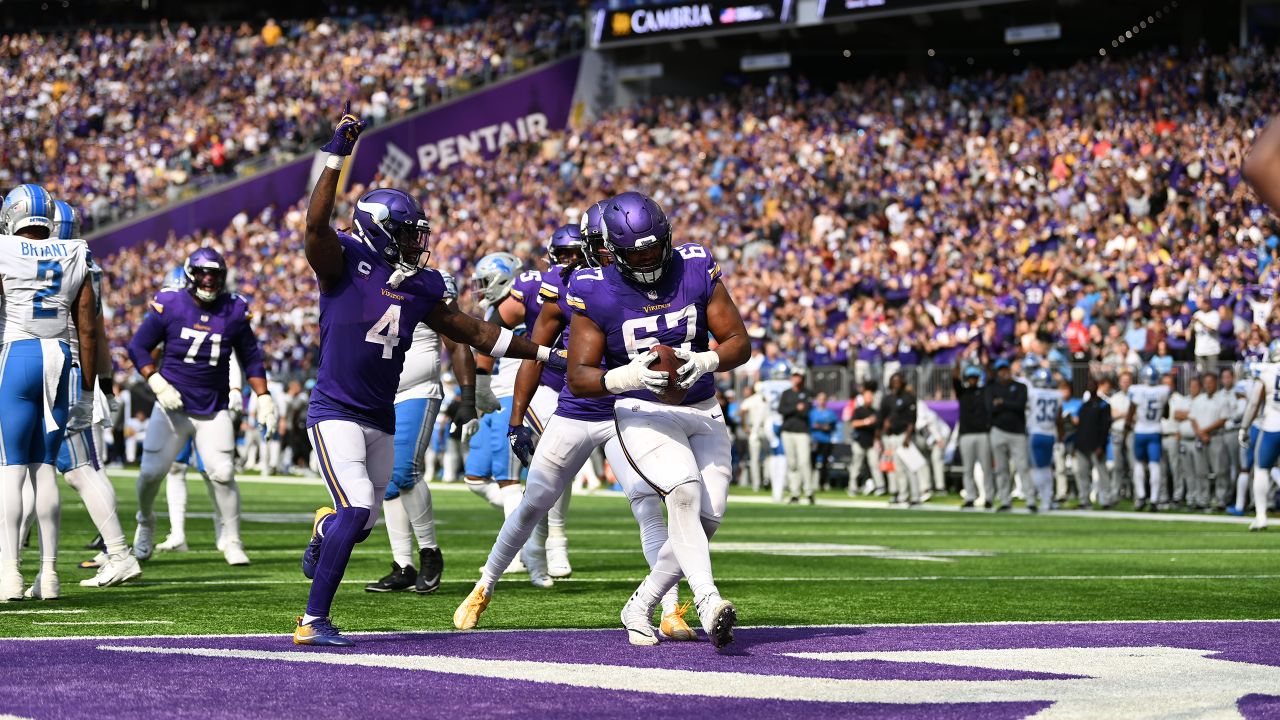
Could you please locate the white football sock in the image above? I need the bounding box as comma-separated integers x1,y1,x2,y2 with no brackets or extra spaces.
203,477,224,546
301,613,320,625
19,476,34,544
1236,472,1250,512
1255,469,1272,523
382,496,414,568
0,466,25,570
1147,462,1162,506
548,481,572,541
208,479,241,544
166,462,188,538
500,483,522,518
400,484,437,550
64,465,128,556
465,478,503,509
1131,463,1147,504
32,464,59,564
629,493,677,615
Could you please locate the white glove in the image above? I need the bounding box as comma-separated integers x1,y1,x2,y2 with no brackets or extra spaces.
475,374,502,415
256,393,278,436
603,351,665,394
67,396,95,433
673,348,719,390
148,373,185,412
460,419,480,445
228,388,245,414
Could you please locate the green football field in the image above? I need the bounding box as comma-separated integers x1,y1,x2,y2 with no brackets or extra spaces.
2,471,1279,639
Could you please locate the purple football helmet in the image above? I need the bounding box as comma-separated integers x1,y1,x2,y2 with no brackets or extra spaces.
352,188,431,272
548,223,588,268
578,200,611,266
184,247,227,303
600,192,671,285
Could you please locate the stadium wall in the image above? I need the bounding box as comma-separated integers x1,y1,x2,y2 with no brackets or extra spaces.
89,55,584,256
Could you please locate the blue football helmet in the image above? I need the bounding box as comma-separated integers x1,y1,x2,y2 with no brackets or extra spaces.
51,200,80,240
1031,368,1054,388
162,265,188,290
184,247,228,303
471,252,522,308
600,192,672,285
548,223,588,268
352,188,431,273
579,200,610,264
1140,365,1160,386
2,184,54,237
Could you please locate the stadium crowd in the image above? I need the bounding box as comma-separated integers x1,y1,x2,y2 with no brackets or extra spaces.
1,3,579,231
85,43,1280,514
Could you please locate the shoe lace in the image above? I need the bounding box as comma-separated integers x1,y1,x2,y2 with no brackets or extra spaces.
311,617,342,636
667,600,694,623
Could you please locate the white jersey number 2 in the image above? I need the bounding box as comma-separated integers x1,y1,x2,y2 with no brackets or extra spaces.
366,304,402,359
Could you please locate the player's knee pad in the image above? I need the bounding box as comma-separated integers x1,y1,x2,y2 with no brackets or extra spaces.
203,457,234,485
665,480,701,514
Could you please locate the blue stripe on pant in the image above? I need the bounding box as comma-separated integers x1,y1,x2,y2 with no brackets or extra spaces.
387,396,443,501
1133,433,1162,464
0,339,70,466
464,395,517,481
1241,426,1261,471
1255,430,1280,470
1029,433,1055,469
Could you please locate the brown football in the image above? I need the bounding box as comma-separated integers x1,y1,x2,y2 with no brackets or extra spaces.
648,344,688,405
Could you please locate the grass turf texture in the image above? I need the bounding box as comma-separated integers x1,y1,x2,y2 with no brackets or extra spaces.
1,471,1277,639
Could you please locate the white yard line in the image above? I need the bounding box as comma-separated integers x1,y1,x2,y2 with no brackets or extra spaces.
0,609,88,616
31,620,174,627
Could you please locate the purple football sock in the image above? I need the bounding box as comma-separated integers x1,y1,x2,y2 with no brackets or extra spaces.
306,506,370,619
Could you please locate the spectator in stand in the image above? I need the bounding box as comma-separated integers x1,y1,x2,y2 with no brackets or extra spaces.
846,382,884,495
985,359,1028,512
779,370,815,504
1193,306,1222,368
809,392,839,491
1150,339,1175,376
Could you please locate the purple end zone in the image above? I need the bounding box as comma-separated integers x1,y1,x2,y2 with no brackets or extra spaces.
1,621,1278,719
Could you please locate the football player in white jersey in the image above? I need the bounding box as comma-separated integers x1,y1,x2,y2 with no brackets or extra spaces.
0,184,99,601
1126,365,1172,511
1025,368,1062,512
365,271,478,594
1230,366,1263,519
1240,341,1280,531
464,252,551,586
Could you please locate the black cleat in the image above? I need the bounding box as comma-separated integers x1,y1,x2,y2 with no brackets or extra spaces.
996,504,1012,513
365,563,416,592
960,500,975,509
85,533,106,551
416,547,444,594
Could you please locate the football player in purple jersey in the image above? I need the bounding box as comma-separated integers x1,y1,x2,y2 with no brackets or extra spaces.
564,192,751,649
294,102,564,647
127,247,275,568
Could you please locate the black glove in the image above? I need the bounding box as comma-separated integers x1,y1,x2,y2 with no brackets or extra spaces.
450,385,479,442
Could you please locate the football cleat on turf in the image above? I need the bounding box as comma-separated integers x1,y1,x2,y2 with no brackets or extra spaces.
223,540,251,566
156,534,189,552
1226,507,1245,517
302,507,336,579
24,570,59,600
293,616,354,647
524,547,554,589
133,512,157,561
0,569,24,601
79,551,107,570
621,588,659,646
416,547,443,594
453,584,492,630
1249,519,1269,532
80,553,143,588
85,533,106,551
365,563,415,592
546,535,571,578
695,594,737,649
659,601,699,641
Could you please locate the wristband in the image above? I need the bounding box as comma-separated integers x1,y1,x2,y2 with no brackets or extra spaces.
460,385,476,406
536,345,552,363
489,327,514,359
325,153,345,170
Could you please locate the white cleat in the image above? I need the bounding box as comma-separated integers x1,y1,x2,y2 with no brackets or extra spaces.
481,556,527,575
80,554,143,588
222,540,251,566
1,569,25,601
1250,519,1269,532
156,534,189,553
133,513,156,561
523,548,554,589
546,535,572,578
24,571,59,600
621,589,659,646
695,594,737,649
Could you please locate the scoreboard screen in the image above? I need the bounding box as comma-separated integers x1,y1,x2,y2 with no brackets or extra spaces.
820,0,1026,21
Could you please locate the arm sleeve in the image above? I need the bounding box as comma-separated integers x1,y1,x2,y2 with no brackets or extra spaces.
232,311,267,380
126,311,166,372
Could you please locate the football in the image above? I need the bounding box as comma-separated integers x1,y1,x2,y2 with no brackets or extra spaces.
648,344,688,405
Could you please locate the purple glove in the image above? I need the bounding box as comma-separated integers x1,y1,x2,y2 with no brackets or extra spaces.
320,101,367,156
508,425,536,468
